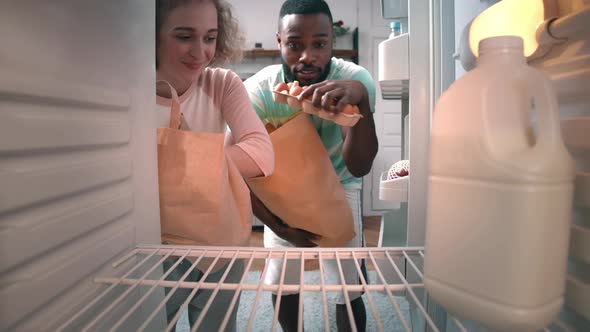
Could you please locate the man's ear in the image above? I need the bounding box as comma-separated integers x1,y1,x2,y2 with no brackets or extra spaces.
276,32,281,49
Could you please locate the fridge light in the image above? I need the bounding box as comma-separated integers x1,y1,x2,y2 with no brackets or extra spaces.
457,0,558,71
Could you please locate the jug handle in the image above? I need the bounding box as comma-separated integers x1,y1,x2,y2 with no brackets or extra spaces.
483,68,562,168
482,75,529,167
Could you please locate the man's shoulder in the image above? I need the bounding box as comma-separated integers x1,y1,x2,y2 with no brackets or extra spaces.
330,57,372,80
244,64,283,90
329,58,376,112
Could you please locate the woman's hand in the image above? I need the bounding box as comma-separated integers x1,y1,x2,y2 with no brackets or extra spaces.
297,80,370,117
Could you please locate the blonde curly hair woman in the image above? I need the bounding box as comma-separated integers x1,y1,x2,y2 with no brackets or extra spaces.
154,1,274,330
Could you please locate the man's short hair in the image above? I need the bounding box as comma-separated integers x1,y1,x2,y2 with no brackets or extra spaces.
278,0,333,28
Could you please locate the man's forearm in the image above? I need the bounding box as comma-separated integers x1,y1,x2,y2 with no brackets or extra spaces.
250,192,283,232
342,97,378,177
250,192,320,247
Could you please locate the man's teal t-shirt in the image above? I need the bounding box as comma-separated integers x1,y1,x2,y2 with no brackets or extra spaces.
244,57,376,190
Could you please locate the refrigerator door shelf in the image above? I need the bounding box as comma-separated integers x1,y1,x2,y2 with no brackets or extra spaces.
561,117,590,169
565,274,590,321
574,172,590,208
570,222,590,264
379,79,409,100
378,32,409,100
379,172,409,204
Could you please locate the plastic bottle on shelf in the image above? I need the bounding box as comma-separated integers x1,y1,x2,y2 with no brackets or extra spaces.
378,21,408,83
424,36,574,332
389,21,401,39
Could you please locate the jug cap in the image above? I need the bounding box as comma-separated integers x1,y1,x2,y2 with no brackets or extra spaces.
479,36,524,55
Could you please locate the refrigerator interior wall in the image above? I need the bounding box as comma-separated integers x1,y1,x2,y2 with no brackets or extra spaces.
392,0,590,330
529,4,590,325
0,1,163,331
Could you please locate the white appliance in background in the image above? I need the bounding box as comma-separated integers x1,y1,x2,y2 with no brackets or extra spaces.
377,22,409,205
0,1,588,332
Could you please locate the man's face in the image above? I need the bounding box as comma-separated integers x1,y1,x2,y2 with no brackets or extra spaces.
277,13,333,86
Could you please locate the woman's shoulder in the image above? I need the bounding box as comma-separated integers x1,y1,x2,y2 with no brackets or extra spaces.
202,67,241,84
196,67,244,99
201,67,243,92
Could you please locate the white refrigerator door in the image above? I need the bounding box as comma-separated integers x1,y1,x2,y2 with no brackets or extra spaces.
358,0,405,214
0,1,162,330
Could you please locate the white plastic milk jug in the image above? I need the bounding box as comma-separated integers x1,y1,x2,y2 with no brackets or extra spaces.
424,36,575,332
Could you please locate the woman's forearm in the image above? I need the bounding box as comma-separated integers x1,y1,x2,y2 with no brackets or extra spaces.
227,145,265,178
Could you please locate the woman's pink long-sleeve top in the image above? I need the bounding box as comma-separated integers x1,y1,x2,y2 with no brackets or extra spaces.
156,67,274,178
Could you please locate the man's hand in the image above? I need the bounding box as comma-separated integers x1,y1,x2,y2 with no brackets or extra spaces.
297,80,370,117
274,221,320,247
297,78,377,177
250,191,320,247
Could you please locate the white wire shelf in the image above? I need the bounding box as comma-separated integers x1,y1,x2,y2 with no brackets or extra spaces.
53,245,574,332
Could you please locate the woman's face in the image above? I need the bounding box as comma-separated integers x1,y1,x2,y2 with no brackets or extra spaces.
157,0,218,89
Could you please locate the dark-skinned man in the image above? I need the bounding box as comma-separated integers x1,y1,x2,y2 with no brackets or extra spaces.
244,1,378,331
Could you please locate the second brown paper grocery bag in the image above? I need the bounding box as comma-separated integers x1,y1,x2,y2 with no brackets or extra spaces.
248,113,355,247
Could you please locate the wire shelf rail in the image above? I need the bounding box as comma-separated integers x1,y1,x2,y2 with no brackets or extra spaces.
54,245,574,332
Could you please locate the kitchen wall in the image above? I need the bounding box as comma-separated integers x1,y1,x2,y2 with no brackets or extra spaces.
225,0,496,80
229,0,358,50
224,0,359,79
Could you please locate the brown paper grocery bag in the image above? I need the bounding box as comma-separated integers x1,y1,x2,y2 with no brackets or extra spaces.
247,113,355,247
156,81,251,271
